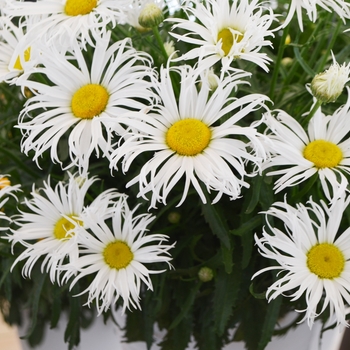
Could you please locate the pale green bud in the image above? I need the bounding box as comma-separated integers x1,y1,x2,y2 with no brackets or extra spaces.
138,3,164,28
198,267,214,282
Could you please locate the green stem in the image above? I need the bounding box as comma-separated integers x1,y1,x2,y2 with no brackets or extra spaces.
152,26,168,62
315,17,342,73
269,24,290,103
302,100,322,127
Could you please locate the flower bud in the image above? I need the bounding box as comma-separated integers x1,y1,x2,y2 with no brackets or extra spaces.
164,41,177,58
138,3,164,28
167,211,181,224
311,54,350,103
198,267,214,282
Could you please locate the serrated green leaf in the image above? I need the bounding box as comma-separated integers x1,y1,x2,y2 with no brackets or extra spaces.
231,215,262,237
169,282,201,330
257,296,283,350
201,201,231,249
160,312,193,350
64,284,81,350
244,175,263,214
50,284,62,329
221,243,233,274
21,272,46,340
213,266,240,336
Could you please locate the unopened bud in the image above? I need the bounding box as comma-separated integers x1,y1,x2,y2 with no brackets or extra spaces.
198,267,214,282
311,54,350,103
167,211,181,224
138,3,164,28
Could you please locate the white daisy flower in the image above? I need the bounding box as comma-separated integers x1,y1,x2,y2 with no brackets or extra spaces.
110,65,269,208
4,0,128,49
0,17,37,84
253,195,350,328
263,87,350,204
68,198,175,315
282,0,350,32
0,175,21,230
9,172,124,284
17,31,156,174
168,0,275,72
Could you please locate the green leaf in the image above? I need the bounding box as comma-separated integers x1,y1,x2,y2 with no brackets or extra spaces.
221,243,233,274
64,284,81,350
231,215,262,237
257,296,283,350
50,284,62,329
244,175,263,214
160,312,193,350
169,282,201,330
213,265,240,336
21,272,46,340
201,201,231,249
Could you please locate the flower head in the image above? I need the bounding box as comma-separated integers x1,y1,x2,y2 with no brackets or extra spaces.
263,87,350,204
4,0,128,49
0,175,20,230
9,172,124,283
17,32,156,174
311,53,350,103
67,198,174,314
253,195,350,328
0,17,37,84
168,0,275,72
281,0,350,32
110,65,269,208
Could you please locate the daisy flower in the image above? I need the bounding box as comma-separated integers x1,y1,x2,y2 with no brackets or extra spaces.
8,172,124,284
67,197,175,315
253,195,350,328
168,0,275,72
109,65,269,208
281,0,350,32
4,0,128,49
0,17,37,84
17,31,156,174
263,87,350,204
0,175,21,230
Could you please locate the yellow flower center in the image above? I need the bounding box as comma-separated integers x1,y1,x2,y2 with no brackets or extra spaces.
103,241,134,270
13,47,31,71
0,177,11,189
64,0,97,16
166,119,211,156
217,28,243,56
303,140,343,168
307,243,345,279
53,215,82,240
71,84,109,119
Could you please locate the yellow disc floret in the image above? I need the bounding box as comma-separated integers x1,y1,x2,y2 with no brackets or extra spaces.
303,139,343,168
54,215,82,240
71,84,109,119
0,177,11,189
13,47,31,71
166,118,211,156
103,241,134,270
64,0,97,16
217,28,243,56
307,243,345,279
